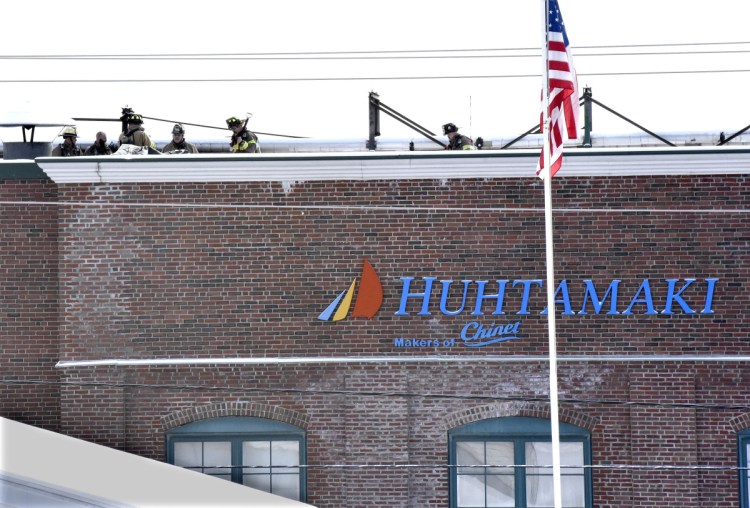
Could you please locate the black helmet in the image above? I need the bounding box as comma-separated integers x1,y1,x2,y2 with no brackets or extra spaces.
127,114,144,125
226,116,243,127
442,123,459,135
172,123,185,135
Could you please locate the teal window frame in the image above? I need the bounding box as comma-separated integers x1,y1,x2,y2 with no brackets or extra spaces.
448,416,592,508
166,416,306,502
738,429,750,508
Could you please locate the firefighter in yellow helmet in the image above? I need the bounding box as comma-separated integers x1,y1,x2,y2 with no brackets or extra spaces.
226,116,260,153
52,126,83,156
442,123,476,150
118,113,156,150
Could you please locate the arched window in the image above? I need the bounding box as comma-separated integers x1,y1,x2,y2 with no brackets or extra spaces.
166,416,306,502
448,416,592,508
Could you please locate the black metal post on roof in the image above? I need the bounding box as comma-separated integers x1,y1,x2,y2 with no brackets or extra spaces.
582,87,592,148
368,92,380,150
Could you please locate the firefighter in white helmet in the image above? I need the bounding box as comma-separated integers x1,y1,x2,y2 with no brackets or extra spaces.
52,126,83,156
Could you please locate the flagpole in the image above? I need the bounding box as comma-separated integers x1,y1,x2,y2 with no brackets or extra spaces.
541,1,563,507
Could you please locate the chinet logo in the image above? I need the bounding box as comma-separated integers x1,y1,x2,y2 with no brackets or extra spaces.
318,259,383,321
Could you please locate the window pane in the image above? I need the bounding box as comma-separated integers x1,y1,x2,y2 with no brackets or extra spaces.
204,441,232,477
174,442,201,470
561,475,585,507
272,441,300,474
273,473,301,500
527,474,552,507
243,441,271,474
244,473,271,491
457,441,485,474
486,473,515,507
486,442,514,474
457,474,486,507
560,443,584,467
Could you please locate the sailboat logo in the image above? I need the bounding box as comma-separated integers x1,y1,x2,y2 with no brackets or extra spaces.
318,259,384,321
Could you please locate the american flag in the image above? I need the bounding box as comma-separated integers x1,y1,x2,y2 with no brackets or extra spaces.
537,0,580,178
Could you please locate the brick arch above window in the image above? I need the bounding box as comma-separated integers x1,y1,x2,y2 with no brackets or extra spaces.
729,413,750,432
442,401,598,432
161,402,310,431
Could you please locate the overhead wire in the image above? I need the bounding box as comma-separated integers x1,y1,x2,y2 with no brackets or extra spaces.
0,49,749,60
0,69,749,84
0,41,747,59
0,41,748,82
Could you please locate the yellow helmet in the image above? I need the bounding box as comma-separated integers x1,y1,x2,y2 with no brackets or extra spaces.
61,126,78,138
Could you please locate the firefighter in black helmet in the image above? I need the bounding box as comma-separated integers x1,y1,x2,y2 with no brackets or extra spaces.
119,113,156,150
442,123,476,150
226,116,260,153
162,124,198,154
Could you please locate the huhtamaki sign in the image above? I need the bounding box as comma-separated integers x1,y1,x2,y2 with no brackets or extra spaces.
319,259,719,348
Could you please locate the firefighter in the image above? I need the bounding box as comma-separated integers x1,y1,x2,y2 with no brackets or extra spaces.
162,124,198,154
226,116,260,153
118,113,156,150
52,126,83,156
442,123,476,150
84,131,112,155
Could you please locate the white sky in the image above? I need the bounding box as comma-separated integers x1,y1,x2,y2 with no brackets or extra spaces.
1,0,748,144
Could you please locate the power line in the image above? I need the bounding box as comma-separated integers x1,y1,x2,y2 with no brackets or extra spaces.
0,41,747,59
1,49,749,61
0,69,748,84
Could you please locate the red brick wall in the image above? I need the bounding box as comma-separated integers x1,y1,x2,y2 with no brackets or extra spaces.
0,179,60,430
7,174,750,506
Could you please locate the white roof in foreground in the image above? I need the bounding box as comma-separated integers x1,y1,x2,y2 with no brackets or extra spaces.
0,417,315,508
33,145,750,185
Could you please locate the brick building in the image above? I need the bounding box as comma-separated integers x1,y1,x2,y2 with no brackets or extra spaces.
2,147,749,507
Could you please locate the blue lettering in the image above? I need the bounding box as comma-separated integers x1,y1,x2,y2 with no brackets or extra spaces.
395,277,435,316
439,279,471,316
702,278,718,314
579,279,620,315
513,279,543,315
472,280,509,316
661,279,697,315
623,279,657,315
541,280,574,315
460,320,522,346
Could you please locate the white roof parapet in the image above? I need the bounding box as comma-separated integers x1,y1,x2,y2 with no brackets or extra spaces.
35,146,750,184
